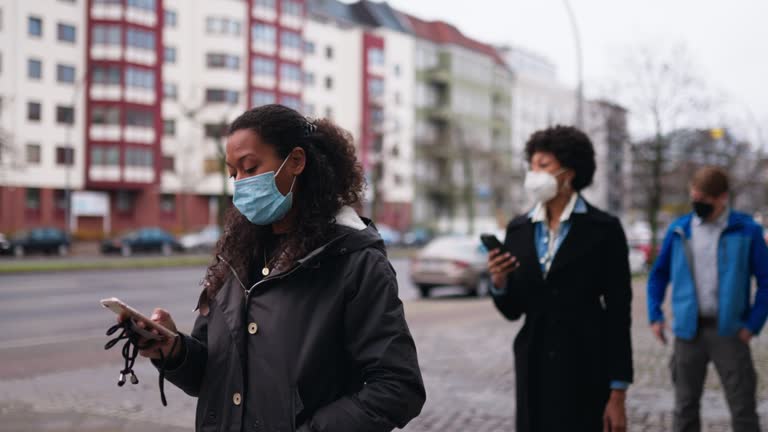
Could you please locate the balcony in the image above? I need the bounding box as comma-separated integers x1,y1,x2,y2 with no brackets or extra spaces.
125,6,157,27
91,4,123,20
423,53,451,84
422,103,451,123
90,85,122,101
416,135,455,159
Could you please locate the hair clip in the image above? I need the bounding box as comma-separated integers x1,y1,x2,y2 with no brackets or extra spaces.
303,119,317,136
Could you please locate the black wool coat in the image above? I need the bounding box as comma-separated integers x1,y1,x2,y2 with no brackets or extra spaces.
491,202,634,432
158,220,426,432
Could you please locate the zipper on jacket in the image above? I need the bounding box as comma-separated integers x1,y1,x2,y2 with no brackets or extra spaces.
217,255,303,301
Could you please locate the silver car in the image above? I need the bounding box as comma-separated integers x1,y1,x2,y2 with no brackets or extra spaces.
410,235,492,298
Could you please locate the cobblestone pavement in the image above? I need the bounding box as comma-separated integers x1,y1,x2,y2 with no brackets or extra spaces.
2,280,768,431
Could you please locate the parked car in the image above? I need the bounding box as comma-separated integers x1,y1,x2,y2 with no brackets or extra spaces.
402,228,433,248
9,227,70,257
376,224,402,247
0,233,10,255
101,227,182,256
180,225,221,253
410,235,492,298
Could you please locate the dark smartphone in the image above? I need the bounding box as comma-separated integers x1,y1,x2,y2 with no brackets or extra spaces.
480,233,507,253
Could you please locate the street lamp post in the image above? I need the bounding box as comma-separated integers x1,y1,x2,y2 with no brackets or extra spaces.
64,77,84,235
562,0,584,128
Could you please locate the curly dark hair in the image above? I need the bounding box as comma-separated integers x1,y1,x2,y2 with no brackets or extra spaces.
525,125,596,191
201,104,365,300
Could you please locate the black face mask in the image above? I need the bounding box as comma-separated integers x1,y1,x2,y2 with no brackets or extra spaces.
692,201,715,219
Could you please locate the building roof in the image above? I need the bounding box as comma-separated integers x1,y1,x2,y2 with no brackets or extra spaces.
307,0,409,33
402,13,506,66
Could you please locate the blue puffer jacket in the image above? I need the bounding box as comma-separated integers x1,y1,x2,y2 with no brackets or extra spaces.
647,211,768,340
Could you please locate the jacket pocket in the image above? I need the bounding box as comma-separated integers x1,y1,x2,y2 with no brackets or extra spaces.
291,386,305,432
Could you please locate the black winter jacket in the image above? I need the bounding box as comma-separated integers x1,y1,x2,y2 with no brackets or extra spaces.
160,215,426,432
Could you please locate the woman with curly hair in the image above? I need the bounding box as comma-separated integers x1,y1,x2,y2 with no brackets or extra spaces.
127,104,425,432
487,126,634,432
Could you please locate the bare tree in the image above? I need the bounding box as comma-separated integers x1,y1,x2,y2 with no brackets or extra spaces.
613,44,709,260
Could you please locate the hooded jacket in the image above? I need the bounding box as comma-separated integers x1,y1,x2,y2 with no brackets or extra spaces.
158,207,426,432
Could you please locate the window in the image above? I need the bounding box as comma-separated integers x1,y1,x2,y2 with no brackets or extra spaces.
91,106,120,125
92,65,120,85
325,76,333,90
125,147,154,167
126,28,155,50
251,23,276,44
126,109,153,127
205,89,239,104
164,46,177,63
28,16,42,37
304,41,315,54
164,9,177,27
254,0,275,8
56,146,74,165
368,78,384,97
252,57,275,76
325,106,333,119
57,64,75,83
206,17,241,36
163,119,175,136
28,59,42,79
162,156,175,172
26,188,41,209
116,190,134,212
27,102,41,121
280,63,301,82
127,0,156,11
57,23,76,42
94,0,122,3
394,92,401,105
92,25,121,45
54,190,68,211
394,64,401,76
303,71,315,86
204,123,227,138
325,46,333,59
280,95,301,111
207,53,240,70
368,48,384,66
282,0,301,16
91,145,119,165
125,67,155,89
56,105,75,124
160,194,175,212
251,90,275,107
163,82,178,100
280,31,301,50
26,144,41,164
203,158,220,174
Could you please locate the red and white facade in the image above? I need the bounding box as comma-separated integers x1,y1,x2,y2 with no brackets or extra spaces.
1,0,414,234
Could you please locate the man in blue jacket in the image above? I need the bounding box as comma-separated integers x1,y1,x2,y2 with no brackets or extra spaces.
648,166,768,432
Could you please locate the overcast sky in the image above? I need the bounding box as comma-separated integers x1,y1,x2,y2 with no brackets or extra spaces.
372,0,768,129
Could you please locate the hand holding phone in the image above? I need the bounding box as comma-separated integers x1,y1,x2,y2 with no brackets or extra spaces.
481,233,520,289
101,298,181,360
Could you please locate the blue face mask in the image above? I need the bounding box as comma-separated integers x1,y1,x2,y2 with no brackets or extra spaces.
233,156,296,225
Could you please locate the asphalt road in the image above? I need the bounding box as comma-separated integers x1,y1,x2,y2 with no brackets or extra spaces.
0,259,468,380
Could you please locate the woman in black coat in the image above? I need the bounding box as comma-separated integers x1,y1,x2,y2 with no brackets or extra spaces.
487,126,633,432
123,105,425,432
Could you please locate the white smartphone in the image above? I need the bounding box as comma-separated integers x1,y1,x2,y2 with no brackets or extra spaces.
100,297,177,339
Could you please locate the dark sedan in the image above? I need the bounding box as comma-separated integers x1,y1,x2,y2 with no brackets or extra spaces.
8,228,70,257
101,227,182,256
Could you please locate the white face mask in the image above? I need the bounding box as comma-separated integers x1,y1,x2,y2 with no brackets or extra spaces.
524,169,566,204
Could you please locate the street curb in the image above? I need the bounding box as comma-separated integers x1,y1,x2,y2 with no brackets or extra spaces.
0,256,211,274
